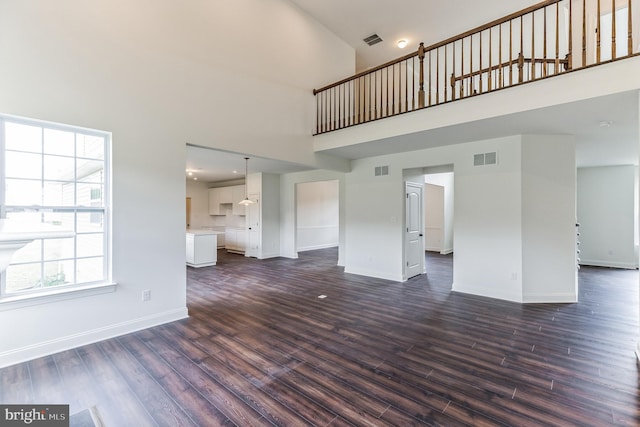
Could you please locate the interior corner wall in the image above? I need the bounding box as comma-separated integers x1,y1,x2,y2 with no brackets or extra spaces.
280,170,346,265
577,165,638,269
424,183,445,252
186,179,217,229
342,136,527,294
260,173,281,259
0,0,354,367
451,137,524,302
424,172,454,254
296,180,339,252
521,135,578,303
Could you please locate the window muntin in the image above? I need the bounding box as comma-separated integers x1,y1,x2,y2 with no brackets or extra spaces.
1,116,110,296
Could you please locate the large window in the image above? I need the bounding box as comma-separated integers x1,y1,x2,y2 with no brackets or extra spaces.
0,116,110,296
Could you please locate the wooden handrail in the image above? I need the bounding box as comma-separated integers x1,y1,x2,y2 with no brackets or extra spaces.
313,50,419,94
451,53,570,85
313,0,638,135
313,0,562,94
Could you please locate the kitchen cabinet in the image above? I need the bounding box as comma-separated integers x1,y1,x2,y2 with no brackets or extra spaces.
209,185,245,215
186,230,222,267
225,227,246,253
208,188,222,215
218,186,233,203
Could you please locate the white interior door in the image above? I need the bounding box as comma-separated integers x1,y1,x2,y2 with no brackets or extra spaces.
245,193,260,258
405,182,424,279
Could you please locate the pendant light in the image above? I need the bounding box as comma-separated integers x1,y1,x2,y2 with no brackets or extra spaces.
238,157,254,206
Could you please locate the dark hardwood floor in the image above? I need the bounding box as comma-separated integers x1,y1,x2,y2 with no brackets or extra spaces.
1,249,639,426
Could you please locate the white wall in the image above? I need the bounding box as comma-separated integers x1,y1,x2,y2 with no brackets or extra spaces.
451,137,524,302
280,170,346,265
0,0,354,367
424,183,445,251
296,180,339,251
577,165,638,269
186,180,219,229
247,172,281,259
522,135,577,302
424,172,454,254
342,134,577,303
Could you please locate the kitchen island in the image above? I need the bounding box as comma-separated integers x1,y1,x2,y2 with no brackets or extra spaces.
186,229,224,267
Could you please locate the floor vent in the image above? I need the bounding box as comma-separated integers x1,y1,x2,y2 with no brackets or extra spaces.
363,34,383,46
375,165,389,176
474,152,498,166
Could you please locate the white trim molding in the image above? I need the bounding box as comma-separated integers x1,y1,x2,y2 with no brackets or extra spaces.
0,307,188,368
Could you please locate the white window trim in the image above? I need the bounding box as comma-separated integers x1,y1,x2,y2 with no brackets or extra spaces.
0,282,117,312
0,113,113,299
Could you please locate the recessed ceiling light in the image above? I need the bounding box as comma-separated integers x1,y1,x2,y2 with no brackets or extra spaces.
599,120,613,128
193,177,198,180
397,39,408,49
233,170,238,174
188,171,193,176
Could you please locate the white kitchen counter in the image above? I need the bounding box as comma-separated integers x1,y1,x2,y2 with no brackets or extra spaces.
186,230,223,267
186,229,224,236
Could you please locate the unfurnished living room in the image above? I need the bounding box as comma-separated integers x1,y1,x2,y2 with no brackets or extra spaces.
1,0,640,426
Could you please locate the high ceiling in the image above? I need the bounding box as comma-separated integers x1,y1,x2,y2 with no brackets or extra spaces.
187,0,638,183
287,0,543,71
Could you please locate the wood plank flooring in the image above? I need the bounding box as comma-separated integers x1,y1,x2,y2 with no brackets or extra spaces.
1,249,639,426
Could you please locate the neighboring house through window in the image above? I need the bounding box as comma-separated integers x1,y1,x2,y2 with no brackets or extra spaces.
0,115,110,297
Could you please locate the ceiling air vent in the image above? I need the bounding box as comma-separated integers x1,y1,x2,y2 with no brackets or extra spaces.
375,165,389,176
363,34,383,46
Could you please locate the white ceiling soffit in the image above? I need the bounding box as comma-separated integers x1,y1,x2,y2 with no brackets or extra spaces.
185,145,312,183
316,91,639,168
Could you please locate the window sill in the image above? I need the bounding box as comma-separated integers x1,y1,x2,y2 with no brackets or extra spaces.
0,282,117,312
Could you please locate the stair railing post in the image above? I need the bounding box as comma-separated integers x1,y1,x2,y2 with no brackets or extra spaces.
418,43,426,108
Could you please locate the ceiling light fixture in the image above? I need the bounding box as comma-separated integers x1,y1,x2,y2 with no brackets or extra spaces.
238,157,254,206
599,120,613,128
397,39,408,49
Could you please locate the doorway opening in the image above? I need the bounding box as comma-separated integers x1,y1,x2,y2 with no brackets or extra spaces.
295,180,340,265
403,165,455,281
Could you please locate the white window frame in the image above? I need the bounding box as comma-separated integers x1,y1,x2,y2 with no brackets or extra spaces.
0,114,114,308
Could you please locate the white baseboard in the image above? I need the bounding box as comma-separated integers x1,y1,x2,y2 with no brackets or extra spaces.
522,293,578,303
0,307,188,368
279,251,299,259
452,282,522,303
258,251,280,260
297,243,339,252
440,248,454,255
579,259,638,269
344,267,401,282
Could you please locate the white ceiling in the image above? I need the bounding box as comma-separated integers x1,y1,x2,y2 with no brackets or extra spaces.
185,145,312,183
288,0,544,71
188,0,638,182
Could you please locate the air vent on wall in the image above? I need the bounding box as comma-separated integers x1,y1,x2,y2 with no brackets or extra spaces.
363,34,383,46
374,165,389,176
474,152,498,166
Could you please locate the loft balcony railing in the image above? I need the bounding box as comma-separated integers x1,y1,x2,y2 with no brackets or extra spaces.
313,0,640,135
